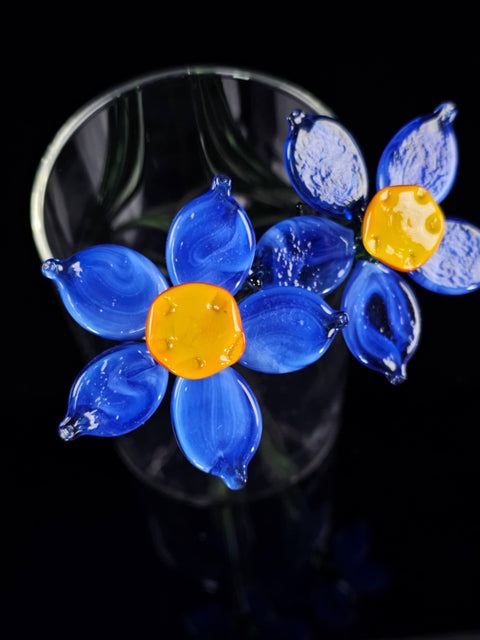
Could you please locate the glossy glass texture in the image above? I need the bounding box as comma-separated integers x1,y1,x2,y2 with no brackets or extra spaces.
254,214,355,295
146,282,245,378
341,260,421,384
239,287,348,373
409,218,480,294
32,66,350,504
376,102,458,204
42,244,168,340
58,342,169,441
284,110,368,220
171,368,262,490
166,175,255,294
362,186,445,271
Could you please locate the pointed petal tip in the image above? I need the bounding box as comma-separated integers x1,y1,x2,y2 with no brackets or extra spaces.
41,258,61,280
334,311,349,330
58,418,82,442
211,456,248,490
211,174,232,195
287,109,305,129
386,365,407,385
435,102,457,125
220,467,248,490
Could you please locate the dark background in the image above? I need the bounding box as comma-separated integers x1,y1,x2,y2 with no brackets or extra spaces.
4,15,480,640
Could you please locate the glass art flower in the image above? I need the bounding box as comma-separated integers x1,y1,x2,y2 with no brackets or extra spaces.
253,102,479,385
42,103,480,490
42,175,347,489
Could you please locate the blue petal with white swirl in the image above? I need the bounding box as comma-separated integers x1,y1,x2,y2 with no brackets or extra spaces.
238,287,348,373
409,218,480,295
284,110,368,220
341,260,421,384
254,214,355,296
42,244,169,340
171,368,262,490
376,102,458,204
165,175,255,295
58,342,169,441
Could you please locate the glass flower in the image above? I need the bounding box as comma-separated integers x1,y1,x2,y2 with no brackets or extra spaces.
254,102,480,384
42,175,347,489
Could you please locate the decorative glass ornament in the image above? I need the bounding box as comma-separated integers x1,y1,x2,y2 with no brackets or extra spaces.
32,69,348,501
34,67,480,497
282,102,479,386
41,173,349,489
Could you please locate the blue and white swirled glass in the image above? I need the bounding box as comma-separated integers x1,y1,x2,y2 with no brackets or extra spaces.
58,342,169,441
42,244,169,340
166,175,255,294
239,287,348,374
171,368,262,490
341,260,421,384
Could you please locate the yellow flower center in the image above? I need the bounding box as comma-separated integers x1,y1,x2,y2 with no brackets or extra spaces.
362,185,445,271
145,282,246,379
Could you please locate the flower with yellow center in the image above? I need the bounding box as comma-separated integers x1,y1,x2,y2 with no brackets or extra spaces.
146,282,246,379
283,102,480,383
362,185,445,272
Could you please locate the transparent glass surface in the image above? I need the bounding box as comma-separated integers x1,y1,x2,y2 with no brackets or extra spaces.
31,65,349,506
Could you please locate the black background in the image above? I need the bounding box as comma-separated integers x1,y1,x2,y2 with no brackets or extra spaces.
4,13,480,640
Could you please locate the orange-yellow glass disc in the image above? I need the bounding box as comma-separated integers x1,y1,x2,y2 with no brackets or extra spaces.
362,185,445,272
145,282,246,380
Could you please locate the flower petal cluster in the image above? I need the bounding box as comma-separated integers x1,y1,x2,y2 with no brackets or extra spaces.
264,102,480,384
42,175,346,489
42,103,480,490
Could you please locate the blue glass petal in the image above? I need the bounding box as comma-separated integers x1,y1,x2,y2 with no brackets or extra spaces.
166,175,255,294
376,102,458,203
171,368,262,490
58,342,169,441
254,214,355,296
42,244,169,340
284,110,368,220
238,287,348,373
341,260,421,384
409,217,480,294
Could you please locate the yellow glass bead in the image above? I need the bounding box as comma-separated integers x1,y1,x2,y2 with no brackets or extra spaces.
145,282,246,380
362,185,445,272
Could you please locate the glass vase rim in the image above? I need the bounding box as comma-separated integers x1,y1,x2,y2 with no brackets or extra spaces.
30,63,333,262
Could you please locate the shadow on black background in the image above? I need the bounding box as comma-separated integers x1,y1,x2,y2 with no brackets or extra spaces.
4,17,480,640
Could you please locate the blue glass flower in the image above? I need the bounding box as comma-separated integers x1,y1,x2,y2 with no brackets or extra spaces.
43,175,347,489
43,103,479,489
257,102,480,383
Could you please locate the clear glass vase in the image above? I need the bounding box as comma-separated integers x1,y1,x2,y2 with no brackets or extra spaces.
31,65,349,508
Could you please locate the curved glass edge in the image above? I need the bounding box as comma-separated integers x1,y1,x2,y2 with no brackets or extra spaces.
30,64,334,262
